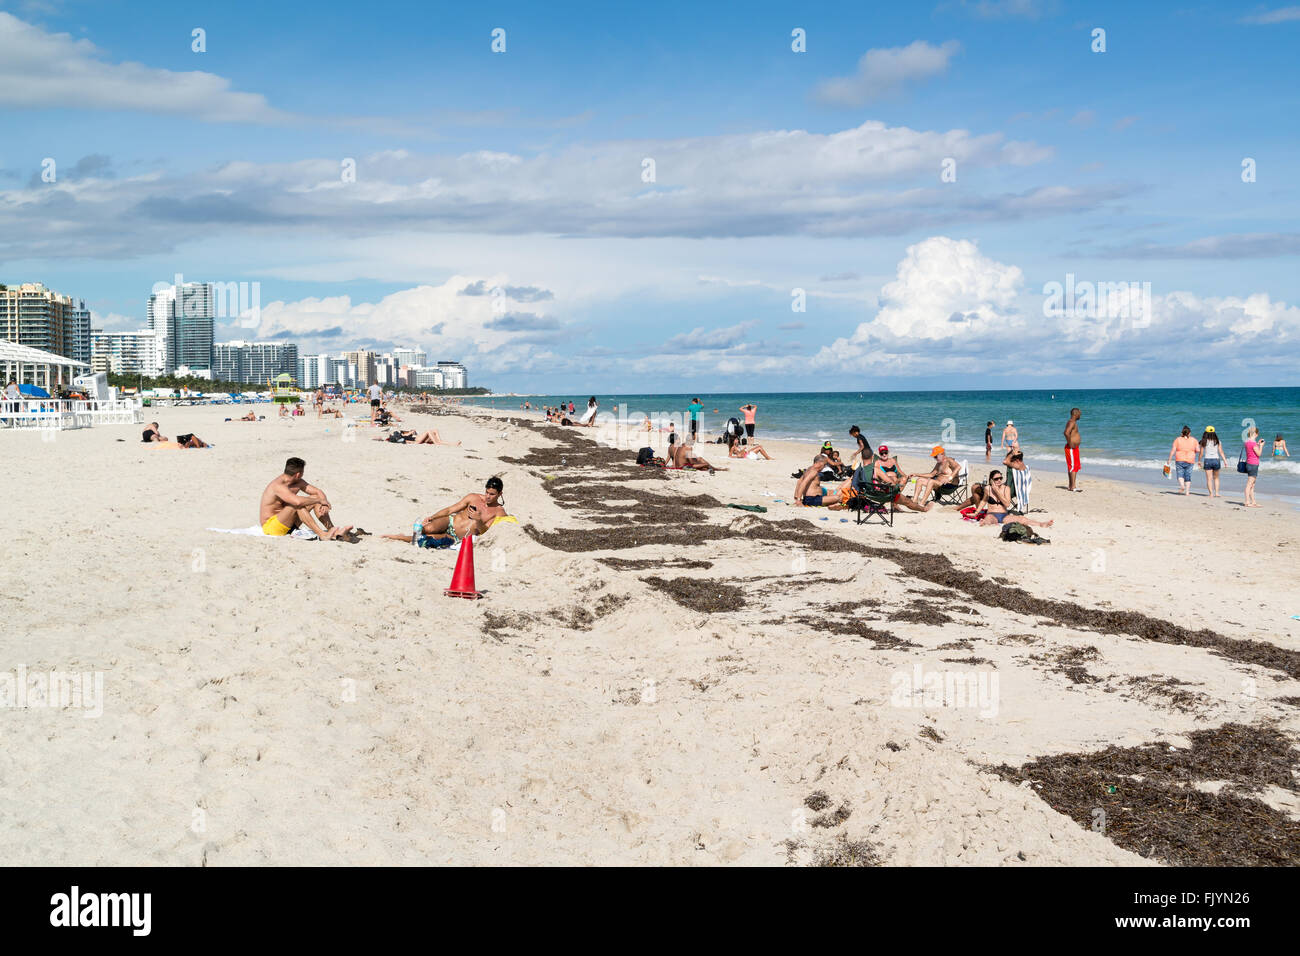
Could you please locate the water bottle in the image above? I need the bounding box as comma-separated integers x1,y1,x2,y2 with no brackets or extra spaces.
412,521,422,546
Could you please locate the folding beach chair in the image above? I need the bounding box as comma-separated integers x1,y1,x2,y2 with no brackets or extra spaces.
932,459,969,506
847,480,897,527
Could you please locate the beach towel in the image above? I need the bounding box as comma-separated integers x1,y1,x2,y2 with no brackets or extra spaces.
578,404,598,425
206,525,318,539
726,504,768,513
1010,467,1032,513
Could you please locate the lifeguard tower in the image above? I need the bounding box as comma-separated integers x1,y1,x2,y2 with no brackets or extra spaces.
270,373,300,405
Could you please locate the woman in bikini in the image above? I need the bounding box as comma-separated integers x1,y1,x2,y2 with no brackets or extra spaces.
979,470,1053,528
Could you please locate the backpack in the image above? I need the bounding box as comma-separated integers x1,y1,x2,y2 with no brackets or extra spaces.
999,521,1049,545
635,446,656,465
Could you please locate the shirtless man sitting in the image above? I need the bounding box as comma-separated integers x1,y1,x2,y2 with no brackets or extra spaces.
910,446,961,504
383,476,513,548
259,456,356,540
671,442,725,472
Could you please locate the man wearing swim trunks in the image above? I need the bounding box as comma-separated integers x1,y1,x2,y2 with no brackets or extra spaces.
1064,406,1082,492
259,457,354,540
368,382,383,423
383,476,511,547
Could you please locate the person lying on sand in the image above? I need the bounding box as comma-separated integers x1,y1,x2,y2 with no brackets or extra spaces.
259,456,358,541
382,476,513,548
239,411,257,422
979,470,1052,529
375,429,461,446
671,443,724,472
946,482,987,512
727,439,772,460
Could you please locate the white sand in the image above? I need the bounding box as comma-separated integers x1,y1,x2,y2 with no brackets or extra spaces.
1,403,1297,865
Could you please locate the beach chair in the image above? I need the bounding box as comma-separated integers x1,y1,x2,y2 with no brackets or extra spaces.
1009,467,1032,514
932,459,968,506
847,480,897,527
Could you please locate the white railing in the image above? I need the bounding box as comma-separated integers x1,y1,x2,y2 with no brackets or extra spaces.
0,398,143,430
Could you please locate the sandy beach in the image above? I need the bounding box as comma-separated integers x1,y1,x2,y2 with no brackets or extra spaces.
2,403,1298,866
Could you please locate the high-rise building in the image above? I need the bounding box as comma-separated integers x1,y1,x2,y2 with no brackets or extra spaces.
213,340,299,383
343,350,377,386
0,283,91,363
393,347,426,369
436,361,468,389
298,354,332,389
90,329,160,375
147,282,215,373
409,366,445,389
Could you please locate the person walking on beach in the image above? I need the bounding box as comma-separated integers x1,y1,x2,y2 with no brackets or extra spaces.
1064,407,1082,492
1001,420,1019,452
1198,427,1227,498
1166,425,1199,496
367,382,383,423
985,421,995,462
1242,426,1265,508
739,403,757,444
687,397,703,441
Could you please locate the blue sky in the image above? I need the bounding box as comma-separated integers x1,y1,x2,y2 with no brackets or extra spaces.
2,0,1298,391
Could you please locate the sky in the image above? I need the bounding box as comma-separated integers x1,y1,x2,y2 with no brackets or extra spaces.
2,0,1298,392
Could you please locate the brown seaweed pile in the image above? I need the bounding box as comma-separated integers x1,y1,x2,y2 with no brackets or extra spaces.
992,723,1300,866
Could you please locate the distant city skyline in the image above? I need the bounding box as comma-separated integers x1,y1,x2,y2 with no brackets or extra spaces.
2,2,1298,391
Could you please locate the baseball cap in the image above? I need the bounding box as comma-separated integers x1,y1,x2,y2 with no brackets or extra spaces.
878,444,889,455
1007,420,1014,425
931,445,944,457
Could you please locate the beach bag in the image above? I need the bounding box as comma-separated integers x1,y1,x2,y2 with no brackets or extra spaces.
1000,521,1049,545
1236,446,1248,474
635,446,656,465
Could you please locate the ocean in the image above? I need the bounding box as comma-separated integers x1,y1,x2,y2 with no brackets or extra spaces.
472,388,1300,502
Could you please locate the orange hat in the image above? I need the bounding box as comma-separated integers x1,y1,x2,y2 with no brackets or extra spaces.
931,445,945,457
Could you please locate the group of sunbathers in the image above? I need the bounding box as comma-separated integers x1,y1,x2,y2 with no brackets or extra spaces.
259,457,515,545
792,427,1053,527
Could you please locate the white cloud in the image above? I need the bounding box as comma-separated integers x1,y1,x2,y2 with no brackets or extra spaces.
0,13,291,123
1240,7,1300,24
251,276,564,374
814,41,961,107
810,237,1300,377
0,119,1070,258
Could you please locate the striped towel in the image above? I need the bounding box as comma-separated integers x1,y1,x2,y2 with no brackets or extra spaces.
1011,467,1032,512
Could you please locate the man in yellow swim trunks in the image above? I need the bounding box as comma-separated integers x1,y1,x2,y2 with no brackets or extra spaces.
382,476,514,548
259,456,355,541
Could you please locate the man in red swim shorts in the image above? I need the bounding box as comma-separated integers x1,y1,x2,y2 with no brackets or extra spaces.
1063,406,1082,491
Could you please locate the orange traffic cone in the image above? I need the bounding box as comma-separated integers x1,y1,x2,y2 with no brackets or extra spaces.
444,534,483,599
